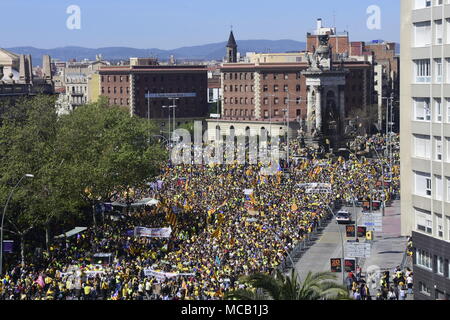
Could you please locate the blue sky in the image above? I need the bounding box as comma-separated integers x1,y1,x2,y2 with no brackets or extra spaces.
0,0,399,49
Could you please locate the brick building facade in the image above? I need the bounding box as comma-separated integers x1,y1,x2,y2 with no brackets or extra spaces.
99,64,208,122
220,61,373,124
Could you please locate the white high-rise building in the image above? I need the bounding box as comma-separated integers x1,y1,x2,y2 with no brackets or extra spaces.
401,0,450,300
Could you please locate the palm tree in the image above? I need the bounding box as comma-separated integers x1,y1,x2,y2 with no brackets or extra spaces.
225,270,350,300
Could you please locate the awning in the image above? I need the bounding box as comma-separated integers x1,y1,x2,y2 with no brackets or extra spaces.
55,227,87,239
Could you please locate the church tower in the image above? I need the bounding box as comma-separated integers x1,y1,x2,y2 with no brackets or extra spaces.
226,30,237,63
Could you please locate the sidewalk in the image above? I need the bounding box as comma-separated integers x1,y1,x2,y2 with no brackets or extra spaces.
362,201,412,299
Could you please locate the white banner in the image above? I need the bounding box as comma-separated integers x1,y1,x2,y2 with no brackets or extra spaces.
143,269,195,281
134,227,172,238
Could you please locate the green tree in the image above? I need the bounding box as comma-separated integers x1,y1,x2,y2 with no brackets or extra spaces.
226,270,350,300
56,99,166,226
0,96,78,264
0,96,166,266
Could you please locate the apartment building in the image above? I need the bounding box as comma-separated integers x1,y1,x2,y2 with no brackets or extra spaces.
401,0,450,300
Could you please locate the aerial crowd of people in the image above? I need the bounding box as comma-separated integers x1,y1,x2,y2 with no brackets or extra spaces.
0,134,401,300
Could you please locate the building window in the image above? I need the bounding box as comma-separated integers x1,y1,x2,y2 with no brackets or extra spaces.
416,249,432,270
263,85,268,92
284,85,288,92
414,21,431,47
435,136,443,161
435,175,443,200
274,98,279,105
419,282,431,297
414,134,431,159
447,177,450,202
274,85,279,92
446,99,450,122
414,59,431,83
437,256,444,275
273,74,278,80
436,213,443,238
414,98,431,121
414,171,432,197
435,20,443,45
435,59,442,83
415,207,432,234
296,85,301,92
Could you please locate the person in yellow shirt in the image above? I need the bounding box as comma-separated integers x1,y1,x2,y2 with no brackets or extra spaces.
83,283,92,300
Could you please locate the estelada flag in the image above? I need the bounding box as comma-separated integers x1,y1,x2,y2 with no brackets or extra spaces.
166,211,177,226
217,213,225,225
212,228,222,239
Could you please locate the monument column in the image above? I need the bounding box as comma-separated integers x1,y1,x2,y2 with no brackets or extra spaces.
306,86,313,135
339,86,346,135
315,86,322,133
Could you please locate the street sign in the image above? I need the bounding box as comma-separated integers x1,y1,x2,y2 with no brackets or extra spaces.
344,258,356,272
345,242,372,258
145,93,197,99
330,258,342,273
346,225,356,238
361,213,382,232
357,226,367,238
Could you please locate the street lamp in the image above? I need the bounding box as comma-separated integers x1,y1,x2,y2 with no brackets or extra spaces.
369,144,388,217
0,174,34,276
325,205,346,285
162,105,177,149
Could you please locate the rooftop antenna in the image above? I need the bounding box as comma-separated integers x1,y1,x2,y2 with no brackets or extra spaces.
333,10,336,30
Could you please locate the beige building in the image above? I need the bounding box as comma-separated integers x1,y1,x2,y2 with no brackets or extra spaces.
400,0,450,300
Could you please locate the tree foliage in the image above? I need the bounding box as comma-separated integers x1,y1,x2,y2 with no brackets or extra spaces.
0,96,166,262
225,270,350,300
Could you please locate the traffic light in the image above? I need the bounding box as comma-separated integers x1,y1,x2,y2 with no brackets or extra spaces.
366,231,373,241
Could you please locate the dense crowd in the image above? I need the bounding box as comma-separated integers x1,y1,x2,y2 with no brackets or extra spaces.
0,134,400,300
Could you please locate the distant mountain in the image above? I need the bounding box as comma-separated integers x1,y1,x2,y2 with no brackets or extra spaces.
7,40,306,66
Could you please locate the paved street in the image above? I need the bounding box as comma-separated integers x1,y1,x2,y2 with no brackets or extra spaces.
293,200,409,298
293,211,347,284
